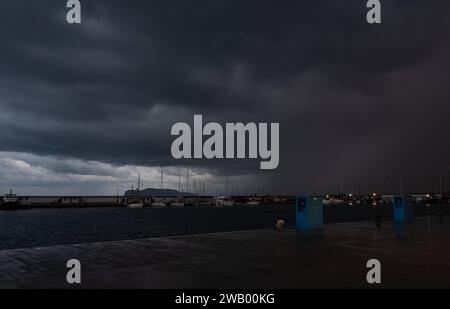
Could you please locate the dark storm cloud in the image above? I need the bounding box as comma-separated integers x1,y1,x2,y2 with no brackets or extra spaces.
0,0,450,194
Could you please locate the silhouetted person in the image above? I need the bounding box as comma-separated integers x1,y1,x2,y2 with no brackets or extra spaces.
375,214,382,228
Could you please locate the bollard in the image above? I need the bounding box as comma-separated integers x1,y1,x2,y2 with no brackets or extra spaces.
296,196,323,230
275,219,285,231
393,196,413,222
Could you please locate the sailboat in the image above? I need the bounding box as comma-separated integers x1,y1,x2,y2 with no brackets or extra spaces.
214,196,235,207
151,169,167,208
127,200,144,208
170,168,185,207
245,200,261,206
127,173,144,208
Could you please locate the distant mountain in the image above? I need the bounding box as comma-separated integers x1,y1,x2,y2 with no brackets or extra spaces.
124,188,194,197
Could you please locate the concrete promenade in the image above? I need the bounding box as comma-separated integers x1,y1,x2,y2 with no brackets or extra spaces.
1,217,450,289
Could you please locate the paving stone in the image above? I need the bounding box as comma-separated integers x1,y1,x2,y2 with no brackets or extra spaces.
0,218,449,288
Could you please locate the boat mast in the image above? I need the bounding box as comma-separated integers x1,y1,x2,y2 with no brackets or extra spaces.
186,168,189,193
160,169,164,190
178,168,181,195
137,173,141,196
225,176,228,196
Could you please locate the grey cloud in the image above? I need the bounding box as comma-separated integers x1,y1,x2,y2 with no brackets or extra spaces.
0,0,449,194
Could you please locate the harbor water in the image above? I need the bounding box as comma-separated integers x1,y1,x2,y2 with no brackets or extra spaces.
0,204,445,250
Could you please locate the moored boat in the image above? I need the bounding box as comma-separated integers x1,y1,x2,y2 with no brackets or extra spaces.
151,201,167,208
169,198,185,207
214,196,235,207
1,189,31,211
127,201,144,208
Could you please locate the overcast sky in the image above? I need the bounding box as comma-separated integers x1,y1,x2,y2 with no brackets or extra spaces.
1,0,449,196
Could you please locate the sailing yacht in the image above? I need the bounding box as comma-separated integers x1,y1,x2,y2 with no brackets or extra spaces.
127,200,144,208
245,200,261,206
170,168,185,207
151,169,167,208
151,199,167,208
169,197,185,207
127,173,144,208
214,196,235,207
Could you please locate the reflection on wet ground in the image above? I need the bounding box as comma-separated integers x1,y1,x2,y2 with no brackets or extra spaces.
1,217,449,288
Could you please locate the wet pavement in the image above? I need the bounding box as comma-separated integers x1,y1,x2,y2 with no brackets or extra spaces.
1,217,450,289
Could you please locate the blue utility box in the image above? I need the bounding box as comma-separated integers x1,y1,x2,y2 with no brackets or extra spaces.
393,196,413,222
296,196,323,230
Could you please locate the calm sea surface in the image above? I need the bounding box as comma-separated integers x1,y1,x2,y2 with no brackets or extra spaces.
0,204,444,250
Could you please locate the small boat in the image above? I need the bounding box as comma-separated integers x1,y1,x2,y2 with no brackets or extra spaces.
170,202,184,207
169,198,185,207
127,199,144,208
1,189,30,211
323,198,345,205
4,189,19,204
245,201,261,206
214,196,235,207
126,173,145,208
151,201,167,208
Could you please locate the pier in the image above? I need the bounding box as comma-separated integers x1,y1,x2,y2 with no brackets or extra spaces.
1,193,448,209
1,217,450,289
0,195,294,208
